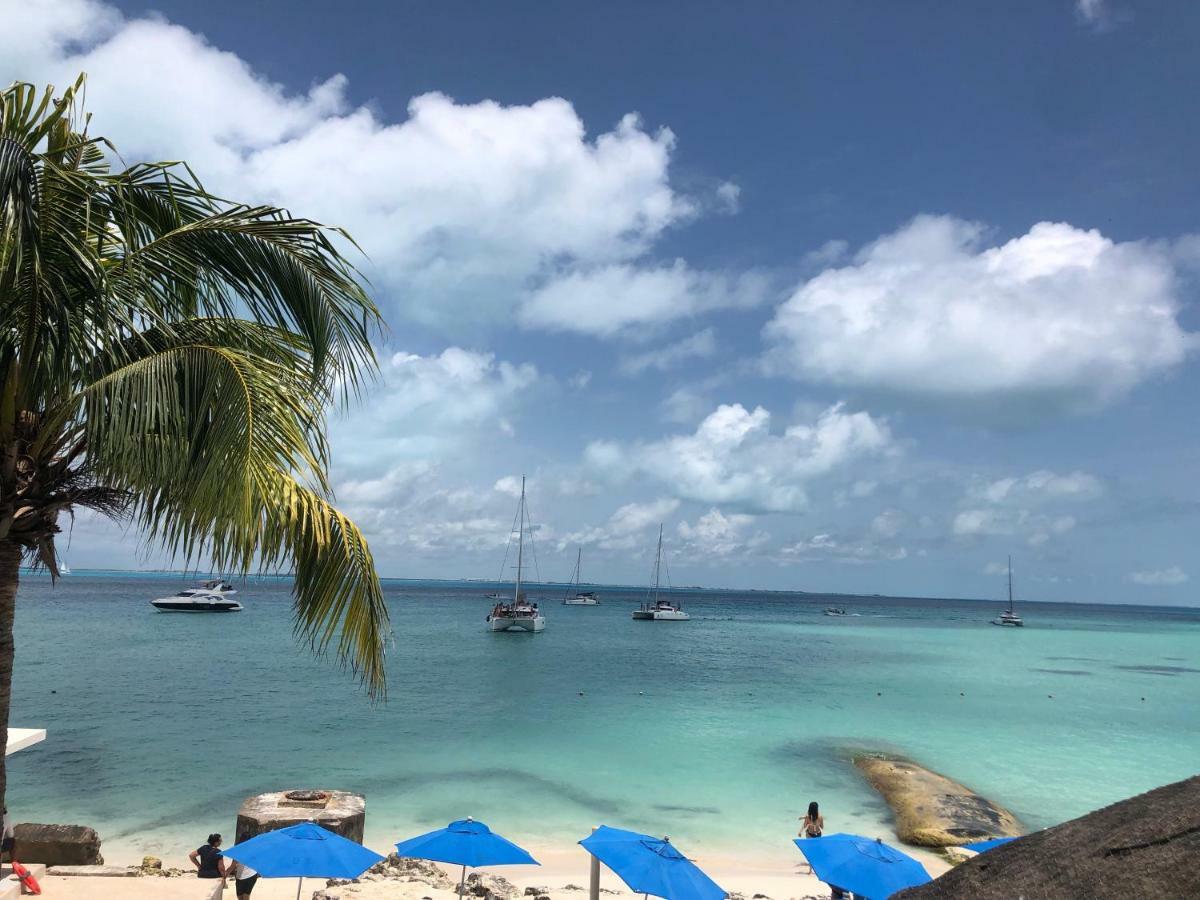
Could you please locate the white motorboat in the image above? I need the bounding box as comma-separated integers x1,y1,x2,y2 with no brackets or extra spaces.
991,556,1024,627
825,607,848,617
562,548,599,605
151,579,243,613
487,476,546,633
632,525,689,621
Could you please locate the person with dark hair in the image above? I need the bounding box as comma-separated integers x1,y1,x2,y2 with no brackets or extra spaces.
1,807,14,863
800,801,824,838
189,832,228,886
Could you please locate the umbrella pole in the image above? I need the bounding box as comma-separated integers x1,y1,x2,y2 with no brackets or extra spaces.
588,826,600,900
459,864,467,900
296,876,303,900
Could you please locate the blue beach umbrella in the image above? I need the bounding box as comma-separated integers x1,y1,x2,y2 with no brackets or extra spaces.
223,822,384,900
394,817,539,899
963,836,1016,853
579,825,726,900
794,833,930,900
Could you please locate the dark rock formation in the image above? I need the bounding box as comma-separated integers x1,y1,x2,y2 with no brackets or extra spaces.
12,823,103,865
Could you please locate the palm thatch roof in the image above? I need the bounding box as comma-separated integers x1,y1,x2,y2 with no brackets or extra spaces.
896,775,1200,899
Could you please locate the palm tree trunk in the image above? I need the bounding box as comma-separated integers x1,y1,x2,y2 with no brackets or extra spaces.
0,540,20,815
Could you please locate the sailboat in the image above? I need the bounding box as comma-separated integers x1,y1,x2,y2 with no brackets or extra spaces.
562,547,599,605
487,476,546,633
991,556,1024,627
632,524,689,621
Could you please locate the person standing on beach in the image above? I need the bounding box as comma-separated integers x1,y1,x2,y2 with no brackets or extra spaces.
0,807,14,863
189,833,229,888
800,801,824,838
231,857,259,898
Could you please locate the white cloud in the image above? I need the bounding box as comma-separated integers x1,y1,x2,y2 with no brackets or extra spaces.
1075,0,1116,31
983,561,1008,576
970,470,1103,505
332,347,537,471
619,328,717,375
585,402,893,513
520,261,767,338
1128,566,1188,586
779,533,908,565
676,509,766,558
562,498,680,551
5,0,729,331
493,476,528,498
765,216,1193,413
870,509,905,539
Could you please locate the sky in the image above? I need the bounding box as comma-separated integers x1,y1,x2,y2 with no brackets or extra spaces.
6,0,1200,603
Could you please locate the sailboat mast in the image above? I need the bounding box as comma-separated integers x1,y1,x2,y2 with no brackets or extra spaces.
1007,555,1013,612
576,547,582,587
653,523,663,604
514,476,525,604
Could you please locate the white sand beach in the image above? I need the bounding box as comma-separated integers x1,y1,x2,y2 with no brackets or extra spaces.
34,843,953,899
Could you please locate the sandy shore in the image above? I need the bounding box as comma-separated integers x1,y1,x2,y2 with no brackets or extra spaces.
36,843,952,899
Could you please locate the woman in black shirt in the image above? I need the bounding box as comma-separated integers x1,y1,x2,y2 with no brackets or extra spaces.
189,833,229,882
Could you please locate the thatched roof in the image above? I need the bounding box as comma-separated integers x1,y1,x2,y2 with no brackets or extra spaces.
896,775,1200,899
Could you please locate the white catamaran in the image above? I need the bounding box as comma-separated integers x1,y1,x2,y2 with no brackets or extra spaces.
992,556,1024,627
632,524,689,621
562,547,599,605
487,476,546,633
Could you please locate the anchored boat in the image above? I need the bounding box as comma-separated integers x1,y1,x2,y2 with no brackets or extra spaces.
487,476,546,633
992,556,1024,627
563,547,599,605
632,524,689,621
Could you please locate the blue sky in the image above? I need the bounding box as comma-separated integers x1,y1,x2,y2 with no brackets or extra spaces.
7,0,1200,603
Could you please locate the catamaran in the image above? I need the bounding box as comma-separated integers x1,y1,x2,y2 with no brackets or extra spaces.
151,579,243,613
632,524,689,621
562,547,599,605
487,476,546,633
991,556,1024,627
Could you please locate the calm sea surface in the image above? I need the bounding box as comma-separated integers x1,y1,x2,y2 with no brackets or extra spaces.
8,572,1200,860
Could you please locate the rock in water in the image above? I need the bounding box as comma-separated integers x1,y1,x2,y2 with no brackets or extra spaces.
853,755,1023,846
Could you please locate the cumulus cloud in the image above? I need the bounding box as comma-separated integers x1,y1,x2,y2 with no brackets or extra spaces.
520,262,767,338
619,329,717,375
1128,566,1188,586
561,498,680,551
585,402,893,513
765,216,1193,414
676,509,767,558
1075,0,1117,31
952,468,1101,546
4,0,733,331
331,347,538,471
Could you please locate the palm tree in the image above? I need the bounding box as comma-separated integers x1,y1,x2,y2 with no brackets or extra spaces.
0,76,391,810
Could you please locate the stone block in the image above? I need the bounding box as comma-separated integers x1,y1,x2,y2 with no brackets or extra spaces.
10,824,102,866
235,790,365,844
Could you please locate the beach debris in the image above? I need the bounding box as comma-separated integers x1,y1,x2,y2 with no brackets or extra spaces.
853,754,1023,847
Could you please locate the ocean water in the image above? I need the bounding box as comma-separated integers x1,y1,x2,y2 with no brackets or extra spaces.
7,572,1200,863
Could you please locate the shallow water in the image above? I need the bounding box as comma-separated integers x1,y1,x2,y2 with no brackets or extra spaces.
8,572,1200,861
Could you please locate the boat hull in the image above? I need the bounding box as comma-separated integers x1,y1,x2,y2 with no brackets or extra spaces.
488,614,545,632
632,609,689,621
151,600,242,613
563,598,598,606
991,619,1024,627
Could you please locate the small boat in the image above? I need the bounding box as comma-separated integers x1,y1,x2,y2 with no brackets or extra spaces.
487,476,546,633
991,557,1024,627
632,525,689,621
151,579,243,613
563,548,599,605
825,607,848,617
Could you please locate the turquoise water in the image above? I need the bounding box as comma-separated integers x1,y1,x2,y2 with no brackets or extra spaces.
7,572,1200,861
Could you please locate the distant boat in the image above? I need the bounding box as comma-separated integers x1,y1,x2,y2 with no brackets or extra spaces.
825,607,848,617
563,547,599,605
151,579,242,613
992,556,1024,627
487,476,546,633
632,525,689,621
